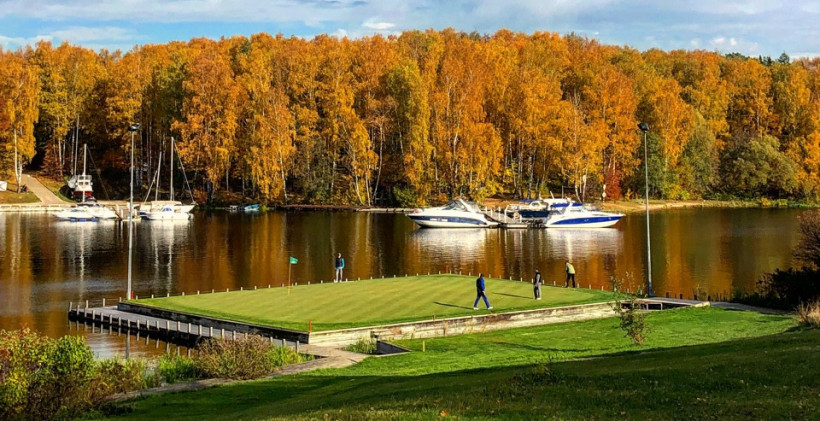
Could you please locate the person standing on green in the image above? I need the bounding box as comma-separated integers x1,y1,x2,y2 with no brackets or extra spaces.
533,268,542,300
565,260,576,288
334,252,345,282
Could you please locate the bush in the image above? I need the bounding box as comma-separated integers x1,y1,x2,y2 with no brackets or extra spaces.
158,353,202,384
0,329,95,421
344,338,377,354
610,275,650,345
269,345,309,367
87,357,156,404
796,300,820,328
195,336,275,380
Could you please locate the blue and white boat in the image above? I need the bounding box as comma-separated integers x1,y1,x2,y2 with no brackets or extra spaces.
408,199,498,228
505,198,572,219
542,203,624,228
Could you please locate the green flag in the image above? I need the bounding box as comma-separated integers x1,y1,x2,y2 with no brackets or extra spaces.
289,256,298,264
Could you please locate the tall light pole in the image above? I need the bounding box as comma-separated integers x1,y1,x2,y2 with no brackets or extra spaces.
127,123,140,300
638,122,653,297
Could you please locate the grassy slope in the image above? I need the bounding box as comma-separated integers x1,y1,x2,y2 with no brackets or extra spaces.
105,308,819,420
137,275,612,331
0,181,39,204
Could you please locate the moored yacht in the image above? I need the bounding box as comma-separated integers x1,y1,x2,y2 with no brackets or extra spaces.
408,199,498,228
52,207,97,221
542,203,624,228
77,202,119,220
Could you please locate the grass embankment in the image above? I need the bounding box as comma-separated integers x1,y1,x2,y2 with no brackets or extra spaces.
36,175,75,202
137,275,612,331
0,181,39,204
103,307,818,420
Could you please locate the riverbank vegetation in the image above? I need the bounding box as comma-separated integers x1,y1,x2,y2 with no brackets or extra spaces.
0,329,308,421
100,307,817,420
2,32,820,206
136,274,613,331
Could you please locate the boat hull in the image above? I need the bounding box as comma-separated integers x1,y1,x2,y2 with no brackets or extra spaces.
142,212,192,221
544,215,623,228
408,214,496,228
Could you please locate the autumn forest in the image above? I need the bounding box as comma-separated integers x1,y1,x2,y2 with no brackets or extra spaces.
1,29,820,206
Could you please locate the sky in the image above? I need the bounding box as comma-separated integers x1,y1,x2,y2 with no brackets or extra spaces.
0,0,818,58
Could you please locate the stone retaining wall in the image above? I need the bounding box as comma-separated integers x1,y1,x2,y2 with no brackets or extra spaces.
310,302,617,347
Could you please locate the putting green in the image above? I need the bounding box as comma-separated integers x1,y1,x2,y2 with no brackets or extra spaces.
136,275,614,331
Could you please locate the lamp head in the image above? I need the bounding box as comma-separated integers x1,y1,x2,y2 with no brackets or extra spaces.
638,122,649,132
128,123,141,132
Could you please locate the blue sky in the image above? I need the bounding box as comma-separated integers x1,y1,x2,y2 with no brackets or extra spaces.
1,0,818,58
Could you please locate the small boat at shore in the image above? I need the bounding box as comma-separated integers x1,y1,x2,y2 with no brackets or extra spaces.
52,207,98,222
408,199,498,228
542,203,624,228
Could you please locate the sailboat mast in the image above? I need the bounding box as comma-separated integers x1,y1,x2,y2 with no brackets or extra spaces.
170,137,175,200
82,144,87,203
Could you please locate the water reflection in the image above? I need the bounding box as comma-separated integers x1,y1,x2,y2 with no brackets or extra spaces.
544,228,623,260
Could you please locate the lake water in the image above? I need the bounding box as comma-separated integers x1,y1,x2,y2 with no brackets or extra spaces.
0,208,804,358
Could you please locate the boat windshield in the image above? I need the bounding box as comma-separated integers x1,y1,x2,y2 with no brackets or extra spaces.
441,200,469,211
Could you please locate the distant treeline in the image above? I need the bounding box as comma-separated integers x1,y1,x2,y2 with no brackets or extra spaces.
1,29,819,205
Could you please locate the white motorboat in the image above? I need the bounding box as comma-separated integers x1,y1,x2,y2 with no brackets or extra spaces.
141,204,193,221
52,207,98,222
77,203,119,220
542,203,624,228
408,199,498,228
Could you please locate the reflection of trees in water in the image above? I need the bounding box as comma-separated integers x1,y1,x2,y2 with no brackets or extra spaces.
544,229,623,260
409,228,494,270
143,220,192,293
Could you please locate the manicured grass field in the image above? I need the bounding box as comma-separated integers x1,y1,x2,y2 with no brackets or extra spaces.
137,275,613,331
103,308,816,420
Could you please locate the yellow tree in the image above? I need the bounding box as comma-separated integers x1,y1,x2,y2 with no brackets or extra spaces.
724,57,773,137
431,30,502,199
315,36,373,204
0,49,40,190
237,33,296,203
173,38,240,192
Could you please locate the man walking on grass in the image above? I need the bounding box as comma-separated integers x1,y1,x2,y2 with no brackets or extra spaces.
533,268,542,300
473,274,492,310
565,260,576,288
334,253,345,282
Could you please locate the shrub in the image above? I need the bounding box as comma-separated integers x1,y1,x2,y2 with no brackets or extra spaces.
796,300,820,328
269,345,309,367
0,329,96,420
794,210,820,269
194,336,274,380
610,275,650,345
344,338,377,354
87,357,156,404
158,353,202,384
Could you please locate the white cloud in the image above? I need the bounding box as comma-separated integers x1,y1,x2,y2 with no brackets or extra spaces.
49,26,135,43
0,34,52,49
362,20,395,31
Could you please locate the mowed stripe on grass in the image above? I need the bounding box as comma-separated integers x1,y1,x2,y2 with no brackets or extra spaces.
137,275,613,331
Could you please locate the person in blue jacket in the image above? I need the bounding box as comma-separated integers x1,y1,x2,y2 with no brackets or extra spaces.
334,253,345,282
473,274,492,310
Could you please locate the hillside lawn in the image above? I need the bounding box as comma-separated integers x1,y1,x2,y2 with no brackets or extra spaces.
136,275,614,331
101,307,818,420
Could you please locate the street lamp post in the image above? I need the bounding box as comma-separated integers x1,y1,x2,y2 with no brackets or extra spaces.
638,122,653,297
127,123,140,301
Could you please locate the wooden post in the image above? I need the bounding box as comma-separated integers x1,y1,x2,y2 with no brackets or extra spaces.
295,340,299,353
240,287,243,291
167,292,170,297
102,298,106,307
151,294,154,299
166,320,170,331
198,325,202,336
232,331,236,340
85,300,89,309
221,328,225,339
210,326,213,337
181,291,185,296
197,290,200,295
187,323,191,334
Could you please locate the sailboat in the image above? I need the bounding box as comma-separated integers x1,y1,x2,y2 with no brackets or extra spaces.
67,144,93,201
141,137,196,221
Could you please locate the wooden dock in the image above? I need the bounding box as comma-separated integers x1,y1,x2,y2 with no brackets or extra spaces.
68,304,308,351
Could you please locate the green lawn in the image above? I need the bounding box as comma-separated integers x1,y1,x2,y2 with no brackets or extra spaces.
102,308,817,420
137,275,613,331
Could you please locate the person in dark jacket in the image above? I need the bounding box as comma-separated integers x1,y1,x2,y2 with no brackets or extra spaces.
473,274,492,310
533,268,542,300
334,253,345,282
